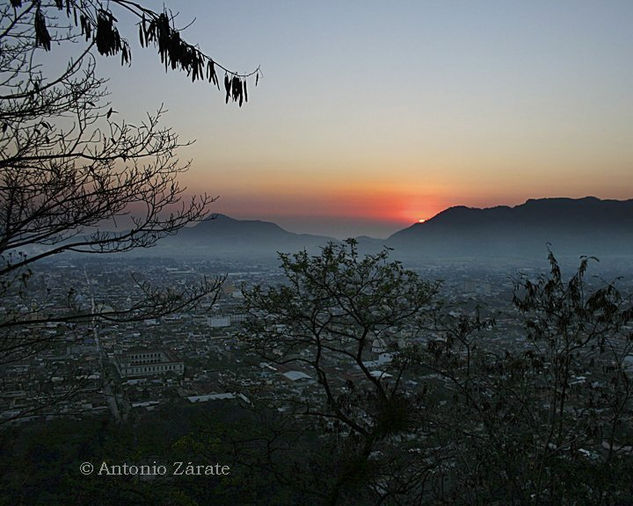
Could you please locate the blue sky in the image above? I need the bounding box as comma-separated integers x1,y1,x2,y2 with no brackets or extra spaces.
79,1,633,237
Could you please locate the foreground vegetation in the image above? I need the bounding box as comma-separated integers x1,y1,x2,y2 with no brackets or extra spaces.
3,244,633,505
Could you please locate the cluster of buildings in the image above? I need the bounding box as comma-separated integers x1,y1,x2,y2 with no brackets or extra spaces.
2,255,633,427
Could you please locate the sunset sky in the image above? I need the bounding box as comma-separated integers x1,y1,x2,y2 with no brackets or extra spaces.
96,0,632,238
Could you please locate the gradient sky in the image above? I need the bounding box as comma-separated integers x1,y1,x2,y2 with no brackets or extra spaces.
94,0,632,238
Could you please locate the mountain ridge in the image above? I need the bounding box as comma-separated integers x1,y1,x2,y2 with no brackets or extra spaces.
154,197,633,260
159,213,335,257
387,196,633,258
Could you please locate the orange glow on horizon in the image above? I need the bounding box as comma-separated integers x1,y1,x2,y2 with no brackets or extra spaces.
181,171,456,229
182,168,524,228
198,186,449,228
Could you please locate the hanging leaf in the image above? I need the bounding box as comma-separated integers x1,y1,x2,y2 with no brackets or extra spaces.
121,45,130,65
207,60,217,85
96,10,123,57
80,14,91,41
231,76,240,103
224,74,231,103
34,8,52,51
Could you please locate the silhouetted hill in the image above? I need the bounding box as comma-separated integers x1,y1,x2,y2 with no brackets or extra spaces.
387,197,633,259
160,214,335,258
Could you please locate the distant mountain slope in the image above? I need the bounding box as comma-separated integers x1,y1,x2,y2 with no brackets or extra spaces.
160,214,335,257
387,197,633,258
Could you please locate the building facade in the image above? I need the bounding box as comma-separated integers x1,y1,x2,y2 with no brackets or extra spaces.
114,349,184,378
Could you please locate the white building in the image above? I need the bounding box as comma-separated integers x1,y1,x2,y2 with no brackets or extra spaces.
114,349,184,378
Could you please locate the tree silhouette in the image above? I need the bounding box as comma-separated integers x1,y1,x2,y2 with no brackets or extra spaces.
3,0,261,104
241,245,633,504
0,0,255,422
242,240,439,504
411,252,633,503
